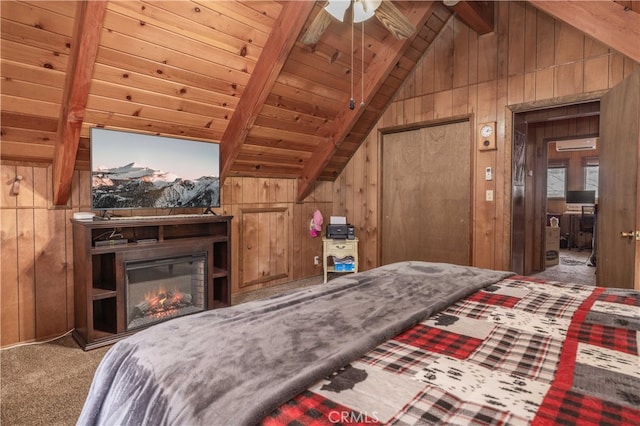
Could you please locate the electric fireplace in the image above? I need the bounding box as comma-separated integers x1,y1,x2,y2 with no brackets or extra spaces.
125,253,206,330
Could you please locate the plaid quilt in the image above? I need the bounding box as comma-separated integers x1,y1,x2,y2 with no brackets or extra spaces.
262,277,640,425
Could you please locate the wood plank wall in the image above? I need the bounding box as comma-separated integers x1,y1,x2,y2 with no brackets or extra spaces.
1,164,76,346
0,163,334,347
3,2,640,347
220,177,334,295
335,1,639,272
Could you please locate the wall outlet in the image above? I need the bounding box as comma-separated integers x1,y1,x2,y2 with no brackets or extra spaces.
314,255,319,265
486,189,494,201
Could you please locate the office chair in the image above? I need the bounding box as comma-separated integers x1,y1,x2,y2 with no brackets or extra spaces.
577,205,595,251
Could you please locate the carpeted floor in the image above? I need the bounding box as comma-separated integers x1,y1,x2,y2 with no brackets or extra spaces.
1,263,595,425
1,275,324,426
529,249,596,285
231,275,323,304
0,333,110,426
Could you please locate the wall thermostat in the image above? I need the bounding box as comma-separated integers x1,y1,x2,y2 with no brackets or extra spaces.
478,122,496,151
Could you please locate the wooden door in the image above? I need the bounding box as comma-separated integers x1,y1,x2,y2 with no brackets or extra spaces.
598,71,640,289
381,121,472,266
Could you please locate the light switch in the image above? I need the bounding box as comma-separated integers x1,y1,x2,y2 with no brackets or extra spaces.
486,190,494,201
485,167,492,181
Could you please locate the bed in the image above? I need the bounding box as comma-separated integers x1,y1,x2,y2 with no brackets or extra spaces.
77,261,640,425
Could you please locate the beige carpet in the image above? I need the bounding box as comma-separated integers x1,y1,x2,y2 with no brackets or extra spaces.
232,275,324,304
3,265,594,425
1,275,324,426
1,333,109,426
529,249,596,285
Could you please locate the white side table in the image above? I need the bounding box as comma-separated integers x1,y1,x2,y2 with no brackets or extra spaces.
322,237,359,283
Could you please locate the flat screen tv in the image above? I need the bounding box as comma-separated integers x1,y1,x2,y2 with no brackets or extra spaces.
90,128,220,212
566,190,596,204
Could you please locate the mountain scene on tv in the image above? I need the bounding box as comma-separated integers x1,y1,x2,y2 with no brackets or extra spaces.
92,162,220,209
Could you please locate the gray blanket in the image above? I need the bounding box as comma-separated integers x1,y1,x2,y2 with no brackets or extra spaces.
77,261,513,426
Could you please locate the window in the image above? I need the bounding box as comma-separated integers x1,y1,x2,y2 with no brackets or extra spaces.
584,157,599,198
547,163,567,199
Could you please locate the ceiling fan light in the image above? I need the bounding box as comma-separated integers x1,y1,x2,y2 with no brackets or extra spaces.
324,0,350,22
353,0,381,23
443,0,460,6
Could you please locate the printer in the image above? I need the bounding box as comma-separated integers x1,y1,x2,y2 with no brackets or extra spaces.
326,224,355,240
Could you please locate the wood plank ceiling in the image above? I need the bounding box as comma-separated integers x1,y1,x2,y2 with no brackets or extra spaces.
1,1,638,203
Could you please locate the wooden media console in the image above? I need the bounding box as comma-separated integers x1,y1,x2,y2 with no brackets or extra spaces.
71,215,232,350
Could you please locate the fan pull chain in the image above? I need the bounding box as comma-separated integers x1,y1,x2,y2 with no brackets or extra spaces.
349,17,355,110
361,20,365,108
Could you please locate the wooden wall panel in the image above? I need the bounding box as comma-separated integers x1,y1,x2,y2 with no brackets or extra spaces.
218,176,331,295
1,208,19,345
523,3,538,73
34,208,67,338
477,32,498,83
238,207,289,288
33,166,48,208
65,209,75,331
507,1,526,76
584,56,610,92
555,62,584,97
16,208,36,343
555,22,583,65
536,12,555,69
292,198,325,280
433,22,453,92
453,20,470,89
535,68,554,101
1,164,334,347
2,2,639,347
334,2,639,274
16,166,34,208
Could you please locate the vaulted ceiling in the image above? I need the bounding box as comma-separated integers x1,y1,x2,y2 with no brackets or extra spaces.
1,1,639,204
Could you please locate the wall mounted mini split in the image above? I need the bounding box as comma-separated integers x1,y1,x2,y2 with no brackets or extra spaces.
11,175,23,196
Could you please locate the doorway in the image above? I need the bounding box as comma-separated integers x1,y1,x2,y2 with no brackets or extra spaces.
509,73,640,288
510,101,601,279
380,120,472,266
543,138,599,285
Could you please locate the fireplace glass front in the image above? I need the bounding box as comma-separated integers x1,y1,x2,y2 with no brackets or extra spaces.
125,253,206,331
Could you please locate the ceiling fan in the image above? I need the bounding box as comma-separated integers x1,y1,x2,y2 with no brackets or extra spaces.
300,0,416,45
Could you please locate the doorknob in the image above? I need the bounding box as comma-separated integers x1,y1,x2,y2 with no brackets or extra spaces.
620,231,640,240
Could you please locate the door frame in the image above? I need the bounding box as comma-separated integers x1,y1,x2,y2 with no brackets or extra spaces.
378,115,474,267
505,92,607,275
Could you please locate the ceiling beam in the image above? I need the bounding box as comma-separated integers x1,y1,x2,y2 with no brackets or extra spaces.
296,1,438,202
528,0,640,63
447,1,494,35
374,1,417,40
219,1,316,183
300,6,334,45
52,0,106,206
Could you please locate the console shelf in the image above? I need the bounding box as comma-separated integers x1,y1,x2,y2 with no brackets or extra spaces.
72,215,232,350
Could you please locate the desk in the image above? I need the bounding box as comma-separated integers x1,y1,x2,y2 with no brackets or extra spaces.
322,237,358,283
563,211,592,250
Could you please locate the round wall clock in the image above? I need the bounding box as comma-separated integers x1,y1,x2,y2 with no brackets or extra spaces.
478,122,497,150
480,124,494,138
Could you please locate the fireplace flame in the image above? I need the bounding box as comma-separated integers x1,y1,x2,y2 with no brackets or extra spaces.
132,288,193,322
